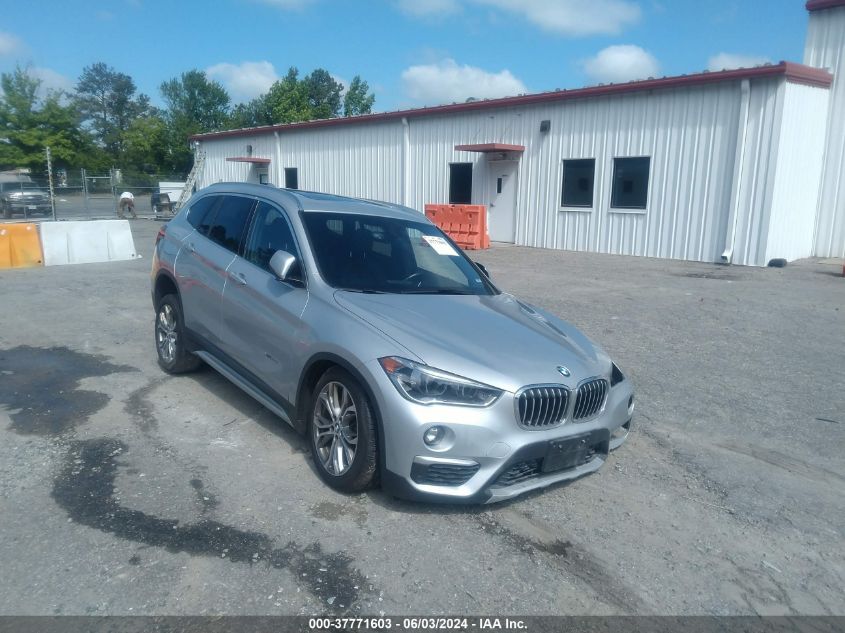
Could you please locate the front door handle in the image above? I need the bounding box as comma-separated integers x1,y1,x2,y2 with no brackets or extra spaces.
234,272,248,285
186,242,196,253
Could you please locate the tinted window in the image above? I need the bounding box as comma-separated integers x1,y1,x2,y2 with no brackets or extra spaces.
449,163,473,204
187,195,221,229
611,157,651,209
302,211,496,295
562,159,595,207
205,195,254,252
285,168,299,190
244,201,300,273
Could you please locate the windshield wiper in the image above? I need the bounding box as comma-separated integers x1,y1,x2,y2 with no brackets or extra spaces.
336,288,387,294
396,288,476,295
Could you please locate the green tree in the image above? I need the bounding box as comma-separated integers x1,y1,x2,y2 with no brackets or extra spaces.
343,75,375,117
263,67,311,124
160,69,231,172
123,112,170,173
303,68,343,120
0,66,89,173
74,62,150,160
229,97,274,129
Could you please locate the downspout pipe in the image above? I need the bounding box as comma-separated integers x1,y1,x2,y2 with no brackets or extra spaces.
402,117,410,207
722,79,751,264
274,131,281,186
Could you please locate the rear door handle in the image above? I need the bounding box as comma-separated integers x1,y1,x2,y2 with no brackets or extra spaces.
233,272,248,285
186,242,196,253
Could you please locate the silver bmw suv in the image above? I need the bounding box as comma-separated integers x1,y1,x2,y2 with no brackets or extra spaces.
151,183,634,503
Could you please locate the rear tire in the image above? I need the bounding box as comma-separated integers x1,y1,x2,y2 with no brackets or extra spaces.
155,294,202,374
309,367,378,493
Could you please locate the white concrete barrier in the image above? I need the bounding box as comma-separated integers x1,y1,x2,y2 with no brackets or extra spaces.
40,220,139,266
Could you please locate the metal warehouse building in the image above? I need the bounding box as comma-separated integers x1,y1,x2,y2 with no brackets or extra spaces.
191,0,845,266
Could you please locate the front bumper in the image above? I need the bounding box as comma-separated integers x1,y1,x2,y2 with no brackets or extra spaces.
8,201,51,215
364,359,634,504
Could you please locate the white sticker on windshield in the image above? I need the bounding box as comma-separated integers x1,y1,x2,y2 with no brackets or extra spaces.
422,235,459,256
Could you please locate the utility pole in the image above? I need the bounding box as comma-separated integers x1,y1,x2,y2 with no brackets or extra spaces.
45,146,57,221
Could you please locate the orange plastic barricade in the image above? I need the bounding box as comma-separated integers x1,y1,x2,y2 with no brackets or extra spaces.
424,204,490,250
0,223,43,269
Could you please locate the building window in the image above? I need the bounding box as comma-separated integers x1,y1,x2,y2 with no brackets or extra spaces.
611,157,650,210
449,163,473,204
561,159,595,208
258,172,270,185
285,168,299,190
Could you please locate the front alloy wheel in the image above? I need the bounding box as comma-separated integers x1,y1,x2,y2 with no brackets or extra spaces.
309,368,378,492
313,381,358,475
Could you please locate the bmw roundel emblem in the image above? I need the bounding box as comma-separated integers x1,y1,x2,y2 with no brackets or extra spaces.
557,366,571,377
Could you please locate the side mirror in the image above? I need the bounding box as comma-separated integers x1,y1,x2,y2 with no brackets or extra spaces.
475,261,491,279
269,250,297,281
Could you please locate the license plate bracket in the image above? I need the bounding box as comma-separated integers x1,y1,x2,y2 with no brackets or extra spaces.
542,431,606,473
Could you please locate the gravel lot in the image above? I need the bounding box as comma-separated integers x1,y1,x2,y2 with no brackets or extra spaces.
0,220,843,616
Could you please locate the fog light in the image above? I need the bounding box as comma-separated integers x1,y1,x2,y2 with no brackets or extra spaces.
628,395,635,415
423,426,445,446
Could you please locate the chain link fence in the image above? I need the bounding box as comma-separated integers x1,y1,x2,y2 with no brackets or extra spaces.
1,167,187,223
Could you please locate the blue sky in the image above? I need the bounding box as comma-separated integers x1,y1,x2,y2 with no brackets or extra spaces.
0,0,811,112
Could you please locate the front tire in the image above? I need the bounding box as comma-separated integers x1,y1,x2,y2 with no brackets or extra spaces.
155,294,201,374
309,368,378,493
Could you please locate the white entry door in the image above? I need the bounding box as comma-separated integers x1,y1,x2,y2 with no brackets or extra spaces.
487,161,519,243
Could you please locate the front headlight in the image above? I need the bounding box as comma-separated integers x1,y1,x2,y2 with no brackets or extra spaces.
379,356,502,407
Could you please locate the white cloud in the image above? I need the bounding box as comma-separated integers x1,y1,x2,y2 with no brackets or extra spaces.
402,58,526,104
206,61,279,102
396,0,460,17
471,0,640,36
583,45,660,83
30,67,74,98
707,53,772,72
0,31,23,56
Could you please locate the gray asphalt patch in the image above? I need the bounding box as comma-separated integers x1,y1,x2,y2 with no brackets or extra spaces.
0,346,135,436
52,438,371,611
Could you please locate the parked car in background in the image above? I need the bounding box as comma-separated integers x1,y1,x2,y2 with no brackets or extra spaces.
150,183,635,503
0,178,52,219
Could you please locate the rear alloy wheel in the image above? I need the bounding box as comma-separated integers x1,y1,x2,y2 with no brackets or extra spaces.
155,294,201,374
310,368,378,492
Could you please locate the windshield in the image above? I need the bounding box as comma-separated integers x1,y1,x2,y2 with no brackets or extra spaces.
302,211,497,295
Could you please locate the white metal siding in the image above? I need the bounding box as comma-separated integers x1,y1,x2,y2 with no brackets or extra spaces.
406,84,747,263
765,82,831,263
805,5,845,258
197,135,277,187
276,122,404,204
195,75,822,266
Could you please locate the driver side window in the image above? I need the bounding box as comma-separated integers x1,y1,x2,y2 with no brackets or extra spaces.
244,201,300,275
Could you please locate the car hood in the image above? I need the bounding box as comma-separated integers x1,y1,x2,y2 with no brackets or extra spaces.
334,291,611,393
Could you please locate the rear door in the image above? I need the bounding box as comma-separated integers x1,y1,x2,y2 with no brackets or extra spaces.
220,199,308,401
176,194,255,346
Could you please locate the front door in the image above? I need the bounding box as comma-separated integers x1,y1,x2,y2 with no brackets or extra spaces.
220,200,308,402
487,160,518,243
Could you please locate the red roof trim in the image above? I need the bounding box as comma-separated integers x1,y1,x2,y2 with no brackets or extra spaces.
194,62,833,142
225,156,271,164
807,0,845,11
454,143,526,153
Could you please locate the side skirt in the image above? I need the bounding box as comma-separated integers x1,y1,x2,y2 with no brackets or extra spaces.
194,350,294,428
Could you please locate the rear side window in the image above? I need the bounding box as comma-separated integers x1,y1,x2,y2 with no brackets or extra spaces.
187,196,221,230
204,196,255,252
